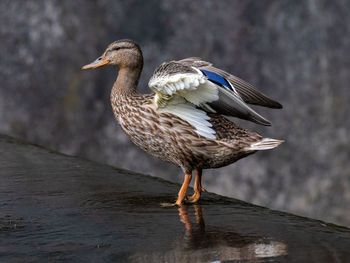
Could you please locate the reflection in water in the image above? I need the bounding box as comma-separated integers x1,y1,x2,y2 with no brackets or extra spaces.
130,205,287,263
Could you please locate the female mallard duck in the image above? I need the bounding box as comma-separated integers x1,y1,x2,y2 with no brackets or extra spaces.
82,39,283,206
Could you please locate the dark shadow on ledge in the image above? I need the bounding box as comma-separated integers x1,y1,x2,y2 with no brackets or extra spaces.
0,134,349,262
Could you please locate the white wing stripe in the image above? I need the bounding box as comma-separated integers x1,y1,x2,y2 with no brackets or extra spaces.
150,73,207,95
158,100,216,140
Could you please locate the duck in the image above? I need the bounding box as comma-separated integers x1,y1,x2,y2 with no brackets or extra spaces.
82,39,283,206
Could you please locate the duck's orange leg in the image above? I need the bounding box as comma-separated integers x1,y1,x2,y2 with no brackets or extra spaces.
175,172,192,206
188,169,206,203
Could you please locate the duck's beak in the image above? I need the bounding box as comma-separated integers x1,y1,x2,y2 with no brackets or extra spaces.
82,57,110,70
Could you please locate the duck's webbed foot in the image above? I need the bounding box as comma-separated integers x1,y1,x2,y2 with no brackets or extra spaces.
165,169,205,206
174,172,192,206
187,169,205,203
187,188,206,203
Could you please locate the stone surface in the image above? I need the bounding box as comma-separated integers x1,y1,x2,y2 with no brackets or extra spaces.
1,135,350,262
0,0,349,226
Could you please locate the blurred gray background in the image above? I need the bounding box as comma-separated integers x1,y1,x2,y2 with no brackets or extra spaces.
1,0,349,226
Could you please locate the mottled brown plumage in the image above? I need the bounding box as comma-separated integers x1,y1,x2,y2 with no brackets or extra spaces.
82,39,283,205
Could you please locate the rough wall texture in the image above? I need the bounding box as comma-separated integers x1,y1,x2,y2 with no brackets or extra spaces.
1,0,349,226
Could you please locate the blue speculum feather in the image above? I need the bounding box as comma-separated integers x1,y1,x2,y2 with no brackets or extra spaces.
200,69,233,91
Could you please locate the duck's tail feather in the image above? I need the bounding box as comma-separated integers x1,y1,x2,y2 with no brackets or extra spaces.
245,138,284,151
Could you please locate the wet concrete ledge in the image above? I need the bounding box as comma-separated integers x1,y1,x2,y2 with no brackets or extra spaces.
0,134,349,263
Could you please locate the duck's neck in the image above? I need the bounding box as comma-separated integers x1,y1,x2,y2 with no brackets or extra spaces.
112,66,142,97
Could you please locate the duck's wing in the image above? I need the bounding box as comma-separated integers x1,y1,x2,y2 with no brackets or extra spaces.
149,60,272,127
179,57,282,109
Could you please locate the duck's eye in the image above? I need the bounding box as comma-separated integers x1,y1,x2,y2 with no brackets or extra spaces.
112,47,120,51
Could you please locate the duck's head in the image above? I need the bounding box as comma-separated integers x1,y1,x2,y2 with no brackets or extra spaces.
82,39,142,70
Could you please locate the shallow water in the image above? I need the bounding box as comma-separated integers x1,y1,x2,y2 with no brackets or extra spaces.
0,135,349,262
